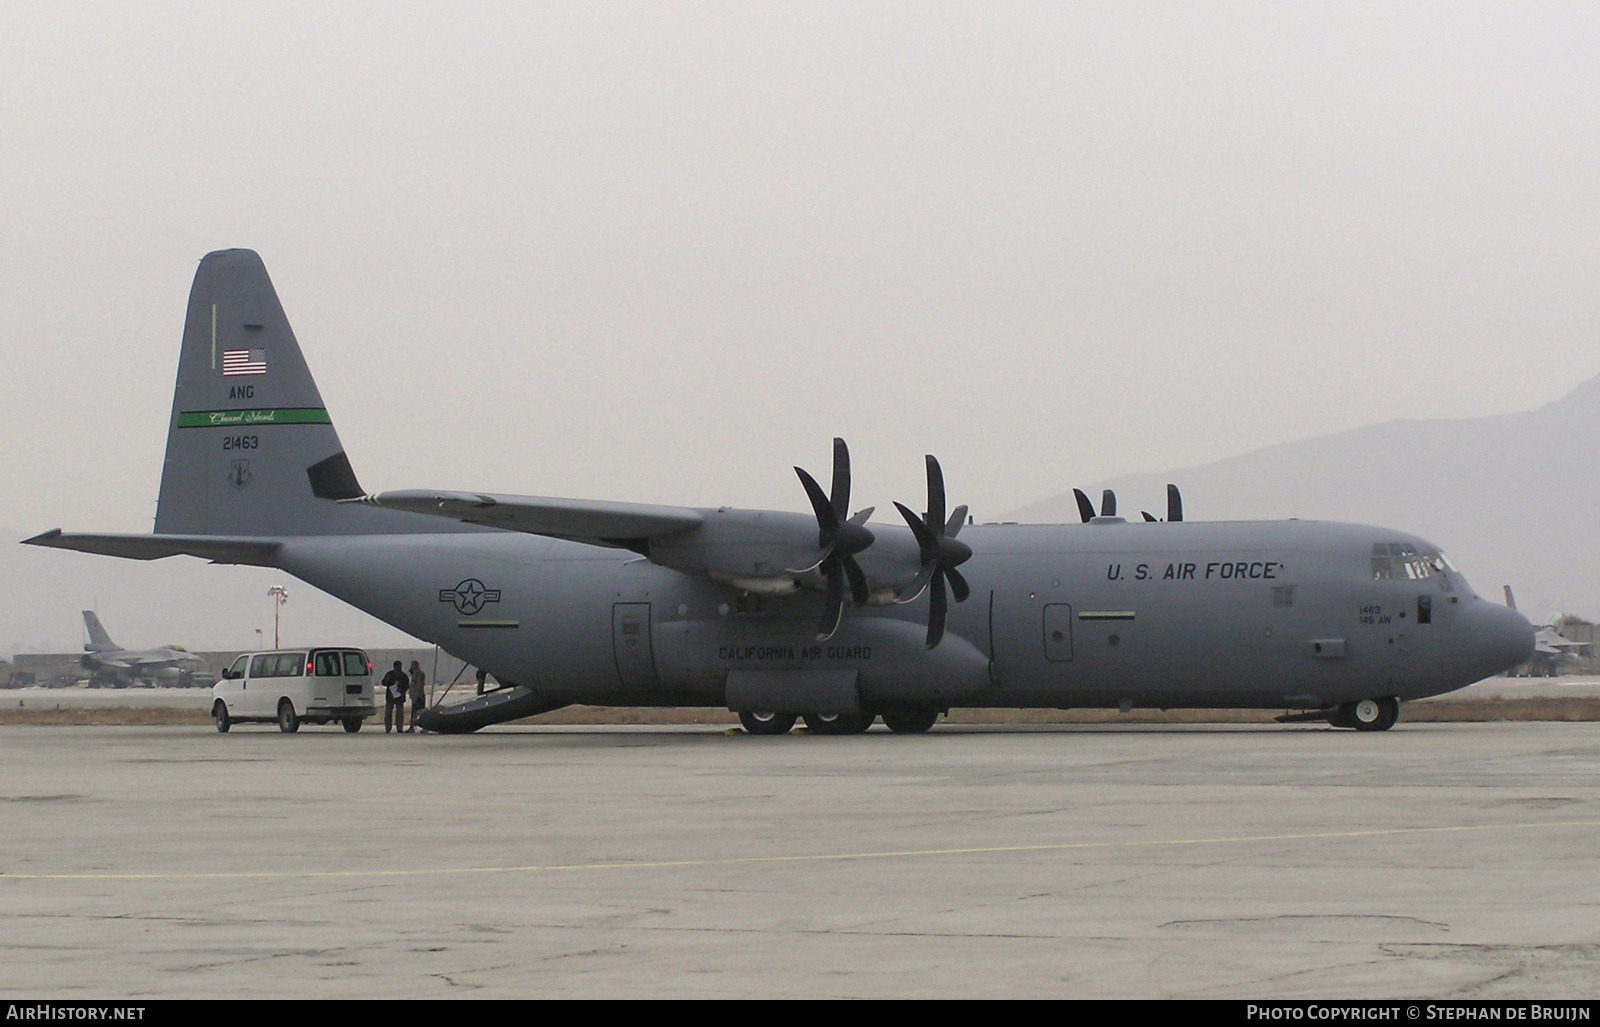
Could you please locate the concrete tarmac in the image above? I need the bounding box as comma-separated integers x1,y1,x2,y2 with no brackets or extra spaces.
1,721,1598,999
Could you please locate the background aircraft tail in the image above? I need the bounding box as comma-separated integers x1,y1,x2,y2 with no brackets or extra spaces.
152,249,425,537
82,610,116,651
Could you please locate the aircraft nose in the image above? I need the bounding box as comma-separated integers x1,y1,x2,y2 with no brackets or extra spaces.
1456,599,1534,681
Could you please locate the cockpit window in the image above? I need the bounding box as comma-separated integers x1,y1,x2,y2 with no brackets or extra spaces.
1372,543,1449,581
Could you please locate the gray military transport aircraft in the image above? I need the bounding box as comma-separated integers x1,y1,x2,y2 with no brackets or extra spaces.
78,610,208,688
25,250,1533,734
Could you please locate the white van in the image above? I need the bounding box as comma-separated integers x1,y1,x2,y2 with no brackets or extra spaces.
212,648,375,733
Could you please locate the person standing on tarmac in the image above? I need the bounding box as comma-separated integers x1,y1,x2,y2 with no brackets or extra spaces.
407,660,427,732
382,661,408,734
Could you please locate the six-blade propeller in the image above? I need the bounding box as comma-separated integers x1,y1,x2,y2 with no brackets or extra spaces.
794,438,875,641
794,444,1182,647
1074,485,1183,523
892,455,973,650
1140,484,1184,523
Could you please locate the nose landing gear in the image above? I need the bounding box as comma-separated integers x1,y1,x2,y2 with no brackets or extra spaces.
1333,696,1399,731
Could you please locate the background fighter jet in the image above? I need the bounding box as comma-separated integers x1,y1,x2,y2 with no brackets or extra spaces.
25,250,1534,733
1501,587,1585,678
78,610,208,688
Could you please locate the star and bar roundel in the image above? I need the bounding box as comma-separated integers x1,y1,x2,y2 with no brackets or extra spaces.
439,578,502,615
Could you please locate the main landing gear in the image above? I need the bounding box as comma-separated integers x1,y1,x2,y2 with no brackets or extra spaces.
735,708,945,735
802,711,874,735
1331,697,1400,732
737,711,797,736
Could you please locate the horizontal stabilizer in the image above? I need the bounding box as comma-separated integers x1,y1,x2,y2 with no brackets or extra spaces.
23,530,280,566
350,491,703,548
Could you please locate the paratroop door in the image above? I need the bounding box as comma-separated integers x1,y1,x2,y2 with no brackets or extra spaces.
612,602,659,688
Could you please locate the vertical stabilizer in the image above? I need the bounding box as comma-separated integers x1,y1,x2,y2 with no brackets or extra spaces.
152,250,422,537
1503,585,1518,610
82,611,116,652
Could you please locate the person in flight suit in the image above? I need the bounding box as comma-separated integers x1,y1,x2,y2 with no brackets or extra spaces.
382,661,408,734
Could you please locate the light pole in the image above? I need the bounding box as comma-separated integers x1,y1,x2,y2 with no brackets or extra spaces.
254,629,263,651
267,586,289,648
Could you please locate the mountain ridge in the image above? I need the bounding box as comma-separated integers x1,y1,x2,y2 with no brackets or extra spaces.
1005,373,1600,620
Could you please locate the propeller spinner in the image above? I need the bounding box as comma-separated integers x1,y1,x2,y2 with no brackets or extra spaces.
794,438,875,641
893,455,972,649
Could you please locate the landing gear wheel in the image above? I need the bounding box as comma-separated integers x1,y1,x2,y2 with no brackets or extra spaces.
738,711,796,736
881,709,940,734
1345,697,1399,732
277,699,300,734
213,701,231,733
342,717,363,733
802,711,873,735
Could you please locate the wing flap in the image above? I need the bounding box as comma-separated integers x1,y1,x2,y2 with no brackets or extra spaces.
23,530,281,566
350,491,703,546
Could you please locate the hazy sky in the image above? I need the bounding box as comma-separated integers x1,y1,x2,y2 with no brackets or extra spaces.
4,3,1599,651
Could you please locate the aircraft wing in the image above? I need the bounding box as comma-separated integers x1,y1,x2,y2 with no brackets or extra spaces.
1534,631,1585,655
23,530,280,566
351,491,704,547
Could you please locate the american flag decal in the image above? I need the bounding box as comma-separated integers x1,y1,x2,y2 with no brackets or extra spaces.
221,349,267,376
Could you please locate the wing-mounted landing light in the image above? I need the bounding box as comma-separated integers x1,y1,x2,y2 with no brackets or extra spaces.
1141,484,1184,523
893,455,973,649
792,438,876,641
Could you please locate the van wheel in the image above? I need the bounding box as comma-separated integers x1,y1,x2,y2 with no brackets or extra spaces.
277,699,300,734
342,717,363,733
213,701,231,733
738,711,796,736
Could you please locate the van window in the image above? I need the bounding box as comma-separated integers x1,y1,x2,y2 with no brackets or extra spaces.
249,655,272,677
271,653,304,677
228,655,249,679
314,652,341,677
343,652,370,677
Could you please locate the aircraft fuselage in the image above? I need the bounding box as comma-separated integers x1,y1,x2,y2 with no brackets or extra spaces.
274,517,1526,713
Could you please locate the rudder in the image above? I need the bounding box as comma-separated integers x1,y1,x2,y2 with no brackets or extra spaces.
82,611,116,651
